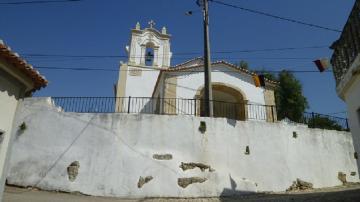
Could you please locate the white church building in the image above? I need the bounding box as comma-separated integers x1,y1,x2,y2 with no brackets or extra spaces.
115,21,278,121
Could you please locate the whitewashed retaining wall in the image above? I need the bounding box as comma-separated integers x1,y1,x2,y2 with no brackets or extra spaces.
7,98,359,198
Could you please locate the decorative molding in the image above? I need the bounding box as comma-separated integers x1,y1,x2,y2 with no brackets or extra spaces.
129,67,142,77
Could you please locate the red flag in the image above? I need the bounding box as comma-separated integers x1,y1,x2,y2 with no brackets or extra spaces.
253,75,265,87
258,75,266,87
313,59,329,72
253,75,260,87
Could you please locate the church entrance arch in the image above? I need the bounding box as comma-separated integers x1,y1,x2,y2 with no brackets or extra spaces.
196,83,247,120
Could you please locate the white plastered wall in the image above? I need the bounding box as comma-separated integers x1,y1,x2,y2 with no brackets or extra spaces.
7,98,359,198
0,68,22,202
344,74,360,173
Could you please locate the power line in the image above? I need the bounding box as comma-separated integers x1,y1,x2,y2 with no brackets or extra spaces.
24,56,316,62
202,46,329,54
37,66,118,71
35,65,332,74
21,45,328,58
0,0,81,5
211,0,342,33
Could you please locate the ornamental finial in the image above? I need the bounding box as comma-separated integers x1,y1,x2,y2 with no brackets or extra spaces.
135,22,140,30
162,26,167,34
148,20,156,28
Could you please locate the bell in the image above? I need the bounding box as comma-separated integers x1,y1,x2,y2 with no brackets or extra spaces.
145,51,154,62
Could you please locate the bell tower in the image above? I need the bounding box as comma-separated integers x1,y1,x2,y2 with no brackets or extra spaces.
127,20,172,68
115,21,172,107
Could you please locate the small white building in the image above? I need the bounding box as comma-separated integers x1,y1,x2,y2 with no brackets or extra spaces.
330,0,360,177
0,39,47,201
116,21,278,121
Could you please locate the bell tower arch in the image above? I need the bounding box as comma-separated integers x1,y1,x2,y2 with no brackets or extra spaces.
128,20,172,68
115,21,172,111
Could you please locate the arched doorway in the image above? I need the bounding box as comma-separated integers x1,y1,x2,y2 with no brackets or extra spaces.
197,84,247,120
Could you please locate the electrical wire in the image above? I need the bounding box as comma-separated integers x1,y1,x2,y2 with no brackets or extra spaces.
211,0,342,33
21,45,329,58
0,0,81,5
24,57,316,63
35,65,332,74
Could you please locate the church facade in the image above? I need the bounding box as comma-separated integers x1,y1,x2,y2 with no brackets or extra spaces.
116,21,277,121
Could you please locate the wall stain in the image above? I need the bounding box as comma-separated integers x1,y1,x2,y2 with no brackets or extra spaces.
178,177,207,188
179,162,215,172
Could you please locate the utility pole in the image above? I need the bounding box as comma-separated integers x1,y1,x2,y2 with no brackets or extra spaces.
198,0,213,117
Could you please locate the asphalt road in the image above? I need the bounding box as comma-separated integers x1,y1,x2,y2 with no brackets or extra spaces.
4,185,360,202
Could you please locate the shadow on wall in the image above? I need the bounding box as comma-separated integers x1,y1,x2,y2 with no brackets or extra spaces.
221,176,360,202
217,188,360,202
226,118,237,127
0,81,20,100
140,100,154,114
0,69,24,99
220,175,255,198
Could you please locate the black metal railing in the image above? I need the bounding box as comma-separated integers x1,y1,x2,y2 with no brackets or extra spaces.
51,97,349,131
52,97,276,122
300,112,349,131
330,1,360,85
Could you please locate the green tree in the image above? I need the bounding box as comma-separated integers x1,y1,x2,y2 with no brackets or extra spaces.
307,114,344,131
258,68,278,81
238,60,249,70
275,70,308,122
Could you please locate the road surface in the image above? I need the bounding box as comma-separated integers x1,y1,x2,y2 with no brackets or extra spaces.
4,184,360,202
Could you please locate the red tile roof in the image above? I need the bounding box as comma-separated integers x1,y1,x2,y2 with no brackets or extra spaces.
0,40,48,91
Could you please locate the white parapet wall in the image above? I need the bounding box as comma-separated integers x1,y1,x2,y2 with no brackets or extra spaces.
7,97,359,198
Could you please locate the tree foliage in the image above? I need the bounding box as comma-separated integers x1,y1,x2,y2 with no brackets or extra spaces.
275,71,308,122
307,114,344,131
237,60,249,70
260,69,277,81
233,62,308,123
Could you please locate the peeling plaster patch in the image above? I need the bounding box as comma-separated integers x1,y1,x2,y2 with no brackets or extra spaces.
180,162,215,172
286,178,313,191
67,161,80,182
137,176,153,188
293,131,298,138
152,154,173,160
178,177,207,188
338,172,347,184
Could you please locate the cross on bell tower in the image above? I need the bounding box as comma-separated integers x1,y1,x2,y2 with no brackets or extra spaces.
148,20,156,28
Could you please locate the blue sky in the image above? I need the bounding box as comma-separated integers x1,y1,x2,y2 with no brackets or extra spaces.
0,0,355,117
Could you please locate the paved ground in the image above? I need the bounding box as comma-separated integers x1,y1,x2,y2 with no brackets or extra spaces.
4,184,360,202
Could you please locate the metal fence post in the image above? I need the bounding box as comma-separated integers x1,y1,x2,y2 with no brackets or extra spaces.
194,99,197,116
271,106,275,122
127,96,131,114
311,112,315,128
346,118,349,131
